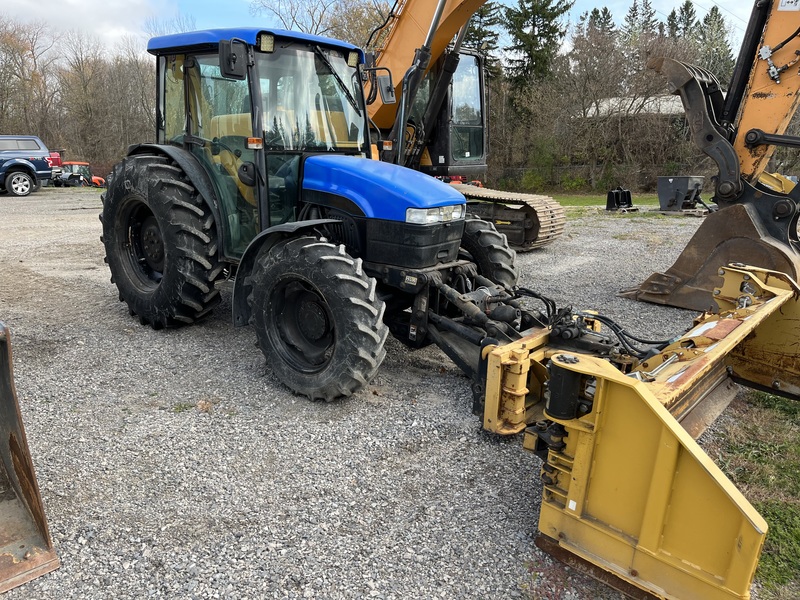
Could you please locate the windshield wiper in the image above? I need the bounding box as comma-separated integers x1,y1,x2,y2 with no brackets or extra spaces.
313,45,361,115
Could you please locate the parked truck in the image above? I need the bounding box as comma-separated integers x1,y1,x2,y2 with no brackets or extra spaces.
0,135,53,197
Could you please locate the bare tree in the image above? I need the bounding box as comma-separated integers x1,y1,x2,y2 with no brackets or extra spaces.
58,31,110,162
249,0,339,36
325,0,391,47
0,18,61,144
143,14,197,38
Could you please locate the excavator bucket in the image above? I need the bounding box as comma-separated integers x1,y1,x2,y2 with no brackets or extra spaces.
485,265,800,599
621,202,800,312
0,322,59,592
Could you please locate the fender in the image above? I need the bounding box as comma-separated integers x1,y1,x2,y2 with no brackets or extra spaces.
232,219,341,327
0,158,40,181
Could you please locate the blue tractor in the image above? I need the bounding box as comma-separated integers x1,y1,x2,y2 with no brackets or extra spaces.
101,28,519,401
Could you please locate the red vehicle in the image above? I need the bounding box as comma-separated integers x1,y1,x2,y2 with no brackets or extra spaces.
56,161,105,187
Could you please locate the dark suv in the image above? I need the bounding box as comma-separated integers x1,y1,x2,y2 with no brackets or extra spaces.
0,136,53,197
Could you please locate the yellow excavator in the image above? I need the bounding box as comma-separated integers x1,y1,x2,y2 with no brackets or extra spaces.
364,0,566,250
0,322,59,592
624,0,800,312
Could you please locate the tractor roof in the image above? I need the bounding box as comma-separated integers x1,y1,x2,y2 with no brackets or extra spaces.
147,28,363,59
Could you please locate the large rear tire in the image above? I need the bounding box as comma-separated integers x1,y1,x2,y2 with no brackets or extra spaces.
460,217,519,289
100,154,223,329
247,237,388,401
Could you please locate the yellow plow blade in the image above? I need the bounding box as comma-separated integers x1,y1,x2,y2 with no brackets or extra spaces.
0,322,59,592
486,265,800,599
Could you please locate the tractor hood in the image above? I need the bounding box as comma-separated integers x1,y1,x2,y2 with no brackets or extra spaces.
302,155,466,222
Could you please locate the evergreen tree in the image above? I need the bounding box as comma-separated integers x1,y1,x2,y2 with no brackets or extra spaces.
503,0,574,87
622,0,641,40
594,7,615,34
677,0,699,37
582,8,615,34
698,6,734,83
639,0,658,34
667,9,679,38
464,2,502,55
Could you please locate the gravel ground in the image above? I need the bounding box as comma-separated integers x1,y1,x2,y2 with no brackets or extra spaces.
0,188,704,599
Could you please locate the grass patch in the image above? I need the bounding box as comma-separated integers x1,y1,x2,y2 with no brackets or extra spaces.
551,193,659,207
754,500,800,590
172,402,194,413
713,392,800,595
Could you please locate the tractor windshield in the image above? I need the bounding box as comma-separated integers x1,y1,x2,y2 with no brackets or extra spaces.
256,44,366,152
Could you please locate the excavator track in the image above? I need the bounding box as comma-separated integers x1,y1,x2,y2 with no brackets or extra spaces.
452,184,566,251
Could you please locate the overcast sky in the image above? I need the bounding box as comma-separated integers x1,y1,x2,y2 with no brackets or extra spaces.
1,0,754,49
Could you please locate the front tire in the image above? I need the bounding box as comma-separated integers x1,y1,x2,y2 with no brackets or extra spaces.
248,237,388,401
5,171,33,197
460,217,519,289
100,154,223,329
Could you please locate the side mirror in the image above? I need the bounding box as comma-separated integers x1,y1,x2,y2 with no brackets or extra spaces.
220,39,247,80
363,67,396,106
376,74,396,105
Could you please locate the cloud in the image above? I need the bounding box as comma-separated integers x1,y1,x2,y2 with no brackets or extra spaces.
2,0,170,46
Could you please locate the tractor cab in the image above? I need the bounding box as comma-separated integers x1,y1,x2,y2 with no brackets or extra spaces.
149,29,370,259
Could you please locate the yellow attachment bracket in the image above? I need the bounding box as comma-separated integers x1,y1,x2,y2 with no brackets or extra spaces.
483,328,548,435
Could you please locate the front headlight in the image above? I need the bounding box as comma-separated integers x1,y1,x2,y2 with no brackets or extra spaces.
406,204,465,224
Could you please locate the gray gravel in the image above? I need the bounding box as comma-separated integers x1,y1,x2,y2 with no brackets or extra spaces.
0,188,704,599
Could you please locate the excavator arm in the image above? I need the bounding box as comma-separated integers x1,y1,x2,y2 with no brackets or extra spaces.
625,0,800,311
367,0,486,130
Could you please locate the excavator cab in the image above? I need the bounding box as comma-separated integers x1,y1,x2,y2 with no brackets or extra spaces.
0,323,58,591
408,50,488,181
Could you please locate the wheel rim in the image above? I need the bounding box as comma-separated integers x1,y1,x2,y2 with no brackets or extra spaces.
10,174,30,195
269,278,335,373
122,200,164,288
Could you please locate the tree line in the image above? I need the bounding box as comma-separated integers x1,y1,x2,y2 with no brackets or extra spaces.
0,1,760,191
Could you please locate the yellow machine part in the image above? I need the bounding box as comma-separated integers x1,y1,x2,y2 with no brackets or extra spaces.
0,322,59,592
758,171,797,194
484,265,800,599
733,5,800,184
534,353,765,600
368,0,486,129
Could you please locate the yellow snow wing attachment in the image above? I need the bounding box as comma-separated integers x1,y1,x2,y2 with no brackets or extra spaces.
485,264,800,599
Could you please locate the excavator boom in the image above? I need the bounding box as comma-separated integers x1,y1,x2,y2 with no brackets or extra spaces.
368,0,485,130
626,0,800,311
